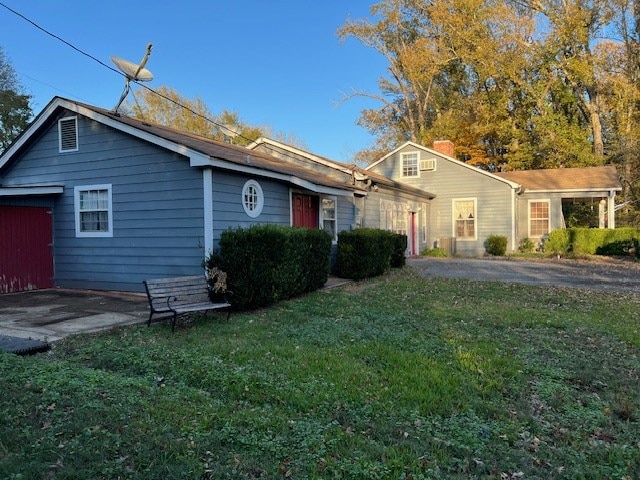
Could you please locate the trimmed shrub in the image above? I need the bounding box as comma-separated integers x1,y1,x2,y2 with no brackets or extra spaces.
336,228,403,280
544,227,640,256
390,232,408,268
544,229,570,255
421,247,448,257
485,235,508,256
208,225,331,310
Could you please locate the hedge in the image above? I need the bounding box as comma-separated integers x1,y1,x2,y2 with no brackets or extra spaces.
544,227,640,256
336,228,407,280
208,225,332,310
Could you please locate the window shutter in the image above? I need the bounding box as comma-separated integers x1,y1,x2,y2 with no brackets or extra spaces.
59,117,78,152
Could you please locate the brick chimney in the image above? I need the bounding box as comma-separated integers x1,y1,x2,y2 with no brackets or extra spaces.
432,140,455,158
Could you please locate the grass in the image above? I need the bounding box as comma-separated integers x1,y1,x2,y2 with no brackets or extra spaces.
1,269,639,479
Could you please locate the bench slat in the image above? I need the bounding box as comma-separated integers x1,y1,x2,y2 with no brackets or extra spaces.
143,275,232,332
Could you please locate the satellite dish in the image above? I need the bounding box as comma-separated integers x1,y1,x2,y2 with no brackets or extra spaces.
110,56,154,82
111,43,154,113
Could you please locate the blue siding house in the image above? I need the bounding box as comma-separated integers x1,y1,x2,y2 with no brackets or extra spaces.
0,97,359,293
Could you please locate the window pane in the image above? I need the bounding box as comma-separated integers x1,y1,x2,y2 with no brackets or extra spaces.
402,153,418,177
78,188,110,233
530,202,549,236
80,211,108,232
322,198,335,219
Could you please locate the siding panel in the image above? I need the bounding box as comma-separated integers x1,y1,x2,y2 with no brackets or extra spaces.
1,113,205,292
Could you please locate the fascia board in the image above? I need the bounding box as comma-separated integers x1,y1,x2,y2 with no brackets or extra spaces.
0,186,64,196
523,187,623,194
206,158,354,197
248,137,356,175
367,140,521,190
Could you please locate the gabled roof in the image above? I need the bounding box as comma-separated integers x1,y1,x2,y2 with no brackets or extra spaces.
248,137,436,199
0,97,354,197
367,141,521,190
495,166,621,192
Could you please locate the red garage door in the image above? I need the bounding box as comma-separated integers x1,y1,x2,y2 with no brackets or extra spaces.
0,206,54,293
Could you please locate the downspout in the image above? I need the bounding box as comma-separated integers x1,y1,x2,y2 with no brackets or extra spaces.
203,168,214,257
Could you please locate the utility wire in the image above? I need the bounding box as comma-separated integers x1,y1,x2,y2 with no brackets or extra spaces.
0,1,256,144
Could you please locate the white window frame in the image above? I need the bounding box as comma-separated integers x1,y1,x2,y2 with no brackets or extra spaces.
452,198,477,241
74,184,113,238
401,151,420,178
421,202,428,243
528,199,550,238
242,179,264,218
380,200,409,235
320,196,338,243
59,116,78,153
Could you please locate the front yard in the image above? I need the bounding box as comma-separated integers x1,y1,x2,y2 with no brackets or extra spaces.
1,270,639,479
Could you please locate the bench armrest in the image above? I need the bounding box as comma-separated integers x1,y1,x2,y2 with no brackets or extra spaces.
166,295,178,311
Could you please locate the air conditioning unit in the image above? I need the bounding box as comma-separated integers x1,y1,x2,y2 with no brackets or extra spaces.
419,158,436,171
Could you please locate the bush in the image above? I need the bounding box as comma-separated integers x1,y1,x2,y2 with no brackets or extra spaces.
336,228,404,280
421,247,448,257
544,229,570,255
544,227,640,256
208,225,332,310
595,240,636,256
519,238,536,253
390,232,408,268
485,235,508,256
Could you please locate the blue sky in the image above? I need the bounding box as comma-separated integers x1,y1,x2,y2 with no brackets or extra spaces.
1,1,387,161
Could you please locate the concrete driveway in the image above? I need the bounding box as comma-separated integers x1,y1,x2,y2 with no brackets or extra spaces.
408,256,640,292
0,289,149,342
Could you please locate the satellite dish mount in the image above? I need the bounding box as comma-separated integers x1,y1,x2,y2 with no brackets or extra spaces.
110,43,154,113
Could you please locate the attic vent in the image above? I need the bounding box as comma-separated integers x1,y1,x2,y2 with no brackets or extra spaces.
59,116,78,152
419,158,436,171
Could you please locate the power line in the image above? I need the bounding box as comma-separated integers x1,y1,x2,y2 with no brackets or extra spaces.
0,1,254,143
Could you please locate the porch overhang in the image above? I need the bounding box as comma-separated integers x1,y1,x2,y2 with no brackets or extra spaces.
0,185,64,196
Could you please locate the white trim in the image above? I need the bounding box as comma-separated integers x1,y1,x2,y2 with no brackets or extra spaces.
520,187,623,193
0,186,63,196
0,99,357,200
400,151,420,178
320,195,338,243
58,116,78,152
203,169,214,255
367,141,521,190
527,199,550,238
203,157,355,197
247,137,368,179
510,188,517,252
74,184,113,238
452,197,477,241
242,179,264,218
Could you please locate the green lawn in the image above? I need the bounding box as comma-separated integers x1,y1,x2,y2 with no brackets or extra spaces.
1,270,639,479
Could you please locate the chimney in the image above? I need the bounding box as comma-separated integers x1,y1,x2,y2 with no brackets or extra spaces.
432,140,454,158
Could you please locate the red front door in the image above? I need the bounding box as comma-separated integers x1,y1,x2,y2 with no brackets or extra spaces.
0,206,54,293
292,193,319,228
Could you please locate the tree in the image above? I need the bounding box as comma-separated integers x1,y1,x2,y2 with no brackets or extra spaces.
338,0,538,167
0,47,32,152
127,86,263,146
339,0,618,169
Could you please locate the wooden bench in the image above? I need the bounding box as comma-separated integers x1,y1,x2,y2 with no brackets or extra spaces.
143,275,232,332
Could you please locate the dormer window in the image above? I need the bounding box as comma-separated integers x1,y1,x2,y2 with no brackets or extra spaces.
59,116,78,152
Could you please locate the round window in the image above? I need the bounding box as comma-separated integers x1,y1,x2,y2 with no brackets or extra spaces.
242,179,264,218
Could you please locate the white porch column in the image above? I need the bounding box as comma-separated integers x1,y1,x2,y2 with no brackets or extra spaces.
599,199,606,229
607,190,615,229
203,168,214,256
